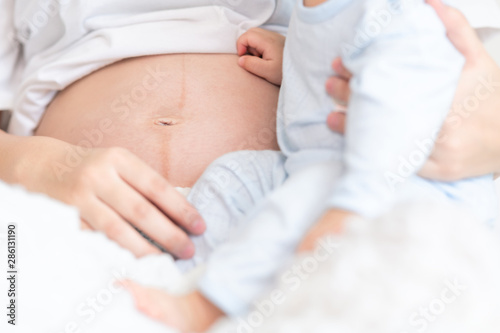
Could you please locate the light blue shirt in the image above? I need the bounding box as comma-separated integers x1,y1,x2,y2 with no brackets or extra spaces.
196,0,499,317
278,0,497,221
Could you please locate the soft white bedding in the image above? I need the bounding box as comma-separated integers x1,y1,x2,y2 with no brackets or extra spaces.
0,181,499,332
210,200,500,333
0,183,184,333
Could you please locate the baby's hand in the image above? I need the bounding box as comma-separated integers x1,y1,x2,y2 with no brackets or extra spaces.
237,28,285,86
298,209,353,253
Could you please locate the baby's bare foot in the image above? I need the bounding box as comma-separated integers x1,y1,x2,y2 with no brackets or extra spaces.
123,280,224,332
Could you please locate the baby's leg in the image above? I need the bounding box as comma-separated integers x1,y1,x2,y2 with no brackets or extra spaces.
199,160,343,316
127,160,342,331
127,150,288,331
177,150,287,272
123,280,223,333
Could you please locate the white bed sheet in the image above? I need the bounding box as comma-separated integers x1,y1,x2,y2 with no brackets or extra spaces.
0,179,499,332
0,182,184,333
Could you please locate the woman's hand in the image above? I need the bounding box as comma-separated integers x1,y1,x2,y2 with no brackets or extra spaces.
326,0,500,181
420,0,500,180
237,28,285,86
1,133,205,258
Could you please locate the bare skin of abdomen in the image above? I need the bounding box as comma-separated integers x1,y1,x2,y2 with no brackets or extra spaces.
35,54,280,187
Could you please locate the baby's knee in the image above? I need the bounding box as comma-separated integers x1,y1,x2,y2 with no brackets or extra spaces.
196,151,257,192
189,150,285,210
199,150,284,188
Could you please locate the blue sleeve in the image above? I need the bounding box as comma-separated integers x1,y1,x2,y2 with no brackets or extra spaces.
327,3,464,218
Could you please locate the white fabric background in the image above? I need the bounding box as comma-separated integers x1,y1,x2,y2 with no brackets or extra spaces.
486,0,500,64
490,0,500,219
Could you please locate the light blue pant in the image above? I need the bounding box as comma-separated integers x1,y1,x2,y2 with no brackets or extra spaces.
177,150,344,314
177,149,497,315
176,150,288,272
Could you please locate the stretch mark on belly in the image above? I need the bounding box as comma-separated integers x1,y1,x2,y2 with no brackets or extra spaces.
178,55,186,111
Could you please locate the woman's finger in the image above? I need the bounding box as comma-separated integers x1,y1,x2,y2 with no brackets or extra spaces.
112,149,206,236
326,76,351,104
80,219,93,231
97,172,196,259
80,196,161,258
332,57,353,80
327,112,347,134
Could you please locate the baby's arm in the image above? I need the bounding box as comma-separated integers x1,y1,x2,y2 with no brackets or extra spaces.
302,2,466,249
237,28,285,86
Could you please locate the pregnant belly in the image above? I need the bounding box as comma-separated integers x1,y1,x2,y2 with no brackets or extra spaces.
35,54,280,187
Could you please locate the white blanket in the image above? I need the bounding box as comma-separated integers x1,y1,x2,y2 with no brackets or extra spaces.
0,181,499,332
210,201,500,332
0,183,184,333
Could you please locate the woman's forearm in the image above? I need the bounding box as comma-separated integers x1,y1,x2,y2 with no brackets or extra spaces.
0,129,205,258
0,130,52,185
0,129,26,184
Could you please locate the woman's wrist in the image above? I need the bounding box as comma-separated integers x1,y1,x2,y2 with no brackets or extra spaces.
0,130,68,188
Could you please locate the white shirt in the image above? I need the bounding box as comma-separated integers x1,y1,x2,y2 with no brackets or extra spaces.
0,0,294,135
